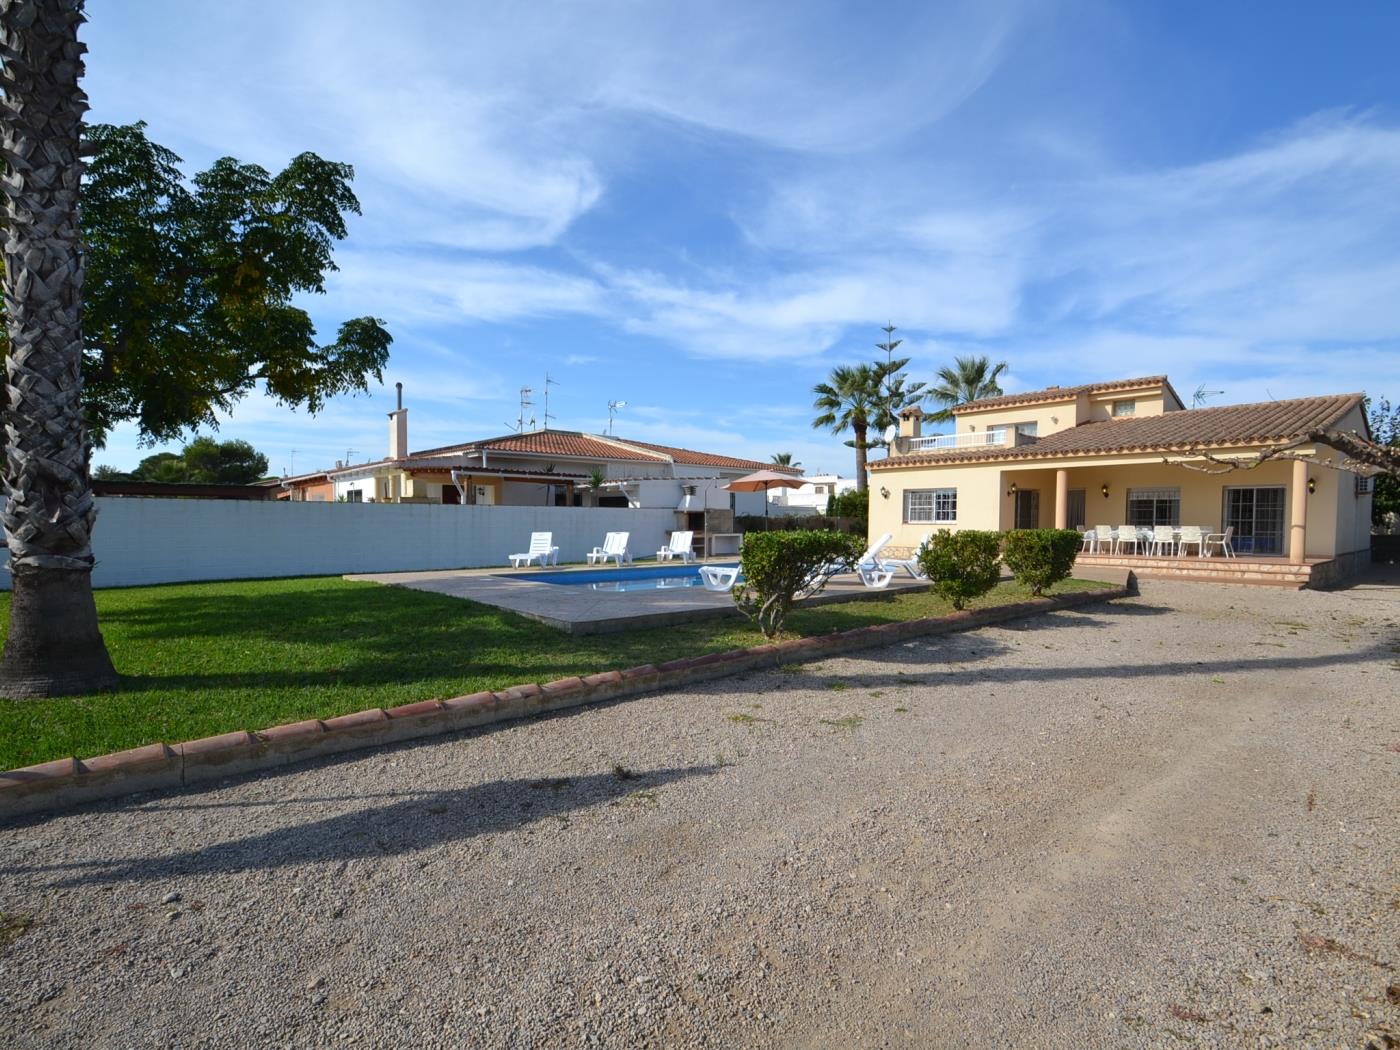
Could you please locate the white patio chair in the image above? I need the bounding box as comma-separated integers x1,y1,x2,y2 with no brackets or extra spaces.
1177,525,1205,558
1203,525,1235,558
1149,525,1176,557
698,565,741,592
509,531,559,568
656,530,695,563
1091,525,1114,554
1114,525,1141,556
586,532,618,565
1076,525,1096,553
589,531,632,567
882,534,931,579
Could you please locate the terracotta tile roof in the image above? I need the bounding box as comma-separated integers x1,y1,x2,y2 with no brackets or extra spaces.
414,431,668,463
953,375,1171,414
618,439,801,474
873,393,1363,470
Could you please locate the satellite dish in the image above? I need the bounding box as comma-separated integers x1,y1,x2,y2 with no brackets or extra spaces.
882,424,899,445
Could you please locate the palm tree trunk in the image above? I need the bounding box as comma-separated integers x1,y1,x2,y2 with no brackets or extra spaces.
0,0,117,697
853,423,868,493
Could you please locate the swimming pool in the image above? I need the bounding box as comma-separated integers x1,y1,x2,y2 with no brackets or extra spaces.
509,564,739,593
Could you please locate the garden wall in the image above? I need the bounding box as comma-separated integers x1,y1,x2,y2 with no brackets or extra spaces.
0,499,679,589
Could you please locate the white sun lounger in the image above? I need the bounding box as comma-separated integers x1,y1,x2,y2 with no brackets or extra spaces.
699,565,741,592
509,531,558,569
657,530,695,563
587,531,632,567
881,533,930,579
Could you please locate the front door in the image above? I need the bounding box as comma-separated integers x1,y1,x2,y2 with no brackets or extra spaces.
1223,486,1285,554
1015,489,1040,529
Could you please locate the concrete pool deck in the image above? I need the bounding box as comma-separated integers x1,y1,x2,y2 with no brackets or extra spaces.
345,561,936,634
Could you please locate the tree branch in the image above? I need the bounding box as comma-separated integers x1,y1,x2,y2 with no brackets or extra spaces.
1162,429,1397,476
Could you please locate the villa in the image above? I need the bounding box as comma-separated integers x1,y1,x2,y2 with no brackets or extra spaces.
870,376,1374,587
271,395,792,524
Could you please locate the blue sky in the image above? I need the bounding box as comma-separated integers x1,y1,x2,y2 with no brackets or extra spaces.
83,1,1400,476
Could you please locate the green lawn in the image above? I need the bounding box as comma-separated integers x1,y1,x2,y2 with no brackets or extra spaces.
0,575,1106,770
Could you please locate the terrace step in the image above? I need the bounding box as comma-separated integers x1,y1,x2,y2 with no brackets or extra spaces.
1078,553,1314,588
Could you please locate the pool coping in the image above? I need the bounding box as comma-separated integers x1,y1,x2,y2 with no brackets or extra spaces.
0,580,1130,821
345,561,938,635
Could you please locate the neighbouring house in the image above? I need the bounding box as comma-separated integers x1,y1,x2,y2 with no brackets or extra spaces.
267,393,796,552
870,375,1374,586
768,473,857,514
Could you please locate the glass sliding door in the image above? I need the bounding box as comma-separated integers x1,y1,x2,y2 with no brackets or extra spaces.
1068,489,1086,529
1014,489,1040,529
1223,486,1285,555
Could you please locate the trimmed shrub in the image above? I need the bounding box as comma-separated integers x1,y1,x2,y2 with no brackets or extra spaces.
734,514,863,535
1001,528,1081,596
733,530,865,638
916,529,1003,610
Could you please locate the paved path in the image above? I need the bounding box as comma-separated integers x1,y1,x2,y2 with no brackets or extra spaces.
2,577,1397,1048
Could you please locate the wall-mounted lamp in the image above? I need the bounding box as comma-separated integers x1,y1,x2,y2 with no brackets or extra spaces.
879,486,890,499
1008,481,1018,497
1101,483,1110,498
1307,477,1316,495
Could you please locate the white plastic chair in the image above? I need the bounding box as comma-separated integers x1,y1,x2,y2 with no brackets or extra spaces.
881,534,930,579
1076,525,1096,553
657,530,694,563
509,531,558,568
1114,526,1141,556
588,531,631,567
1149,525,1176,557
1091,525,1114,553
699,565,741,592
1203,525,1235,558
1177,525,1205,558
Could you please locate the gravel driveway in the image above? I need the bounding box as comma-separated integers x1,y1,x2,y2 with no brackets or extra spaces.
2,576,1397,1049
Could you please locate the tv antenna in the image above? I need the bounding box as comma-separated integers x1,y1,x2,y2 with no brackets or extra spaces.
510,385,534,432
288,448,300,477
607,399,627,435
344,448,358,467
1191,384,1223,408
542,372,559,429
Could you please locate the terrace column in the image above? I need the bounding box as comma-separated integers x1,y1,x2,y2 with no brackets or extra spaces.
1289,458,1308,564
1054,469,1068,529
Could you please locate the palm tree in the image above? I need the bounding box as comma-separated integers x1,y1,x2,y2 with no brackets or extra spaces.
0,0,118,696
812,363,883,493
770,452,802,470
927,354,1009,422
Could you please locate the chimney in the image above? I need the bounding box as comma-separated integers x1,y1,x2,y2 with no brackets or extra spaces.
898,405,923,440
388,382,408,460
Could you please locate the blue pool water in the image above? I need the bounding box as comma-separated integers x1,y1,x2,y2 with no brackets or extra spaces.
510,564,739,593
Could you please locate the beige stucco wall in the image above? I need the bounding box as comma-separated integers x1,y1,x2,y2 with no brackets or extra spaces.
871,442,1364,560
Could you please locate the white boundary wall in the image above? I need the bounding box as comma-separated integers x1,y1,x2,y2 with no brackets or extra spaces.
0,499,679,590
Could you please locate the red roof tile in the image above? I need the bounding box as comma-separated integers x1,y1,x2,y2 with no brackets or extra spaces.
953,375,1173,414
873,393,1363,470
618,439,801,474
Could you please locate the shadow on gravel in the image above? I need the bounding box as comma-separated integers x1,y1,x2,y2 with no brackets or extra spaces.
17,765,717,888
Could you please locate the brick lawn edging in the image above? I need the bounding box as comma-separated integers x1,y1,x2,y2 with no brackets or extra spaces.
0,584,1128,819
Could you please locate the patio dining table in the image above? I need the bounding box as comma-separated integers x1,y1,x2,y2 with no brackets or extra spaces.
1112,525,1215,554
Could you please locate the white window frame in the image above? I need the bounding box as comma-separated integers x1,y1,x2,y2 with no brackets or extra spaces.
905,488,957,524
1111,399,1137,417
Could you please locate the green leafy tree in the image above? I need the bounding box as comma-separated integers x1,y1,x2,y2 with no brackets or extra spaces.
917,529,1003,609
180,437,268,484
812,363,884,493
873,322,926,436
1001,529,1081,596
131,451,187,483
0,0,119,696
92,464,128,480
733,530,865,638
927,355,1008,423
1367,396,1398,528
1,120,393,446
829,487,869,527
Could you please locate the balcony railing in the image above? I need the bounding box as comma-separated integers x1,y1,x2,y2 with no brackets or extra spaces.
906,429,1011,452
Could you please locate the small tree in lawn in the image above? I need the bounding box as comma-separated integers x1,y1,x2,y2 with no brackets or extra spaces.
1002,529,1081,596
733,530,864,638
917,530,1003,609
